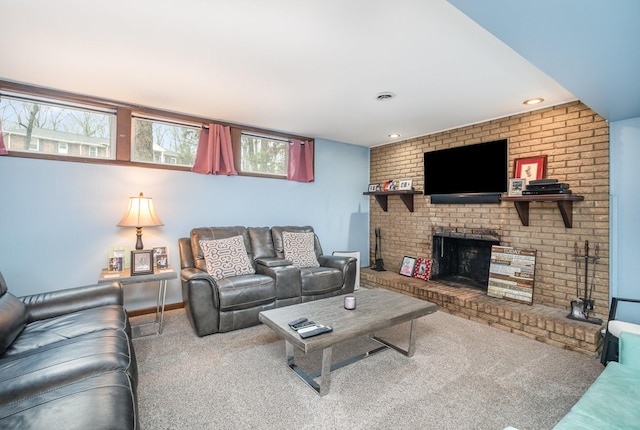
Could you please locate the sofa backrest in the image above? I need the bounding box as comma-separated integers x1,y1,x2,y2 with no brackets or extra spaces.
247,227,276,260
189,227,253,272
271,226,323,259
0,271,28,355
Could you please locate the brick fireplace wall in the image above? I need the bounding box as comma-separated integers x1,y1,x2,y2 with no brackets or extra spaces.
369,101,610,319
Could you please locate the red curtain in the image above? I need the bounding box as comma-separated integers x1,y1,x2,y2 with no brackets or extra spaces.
287,139,314,182
191,124,237,175
0,119,7,155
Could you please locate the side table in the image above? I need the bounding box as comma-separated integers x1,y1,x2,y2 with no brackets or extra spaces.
98,267,177,337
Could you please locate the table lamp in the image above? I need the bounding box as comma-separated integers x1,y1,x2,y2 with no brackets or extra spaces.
117,192,163,250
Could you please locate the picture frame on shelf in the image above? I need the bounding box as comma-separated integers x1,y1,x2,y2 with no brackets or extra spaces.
131,250,153,276
383,179,393,191
513,155,547,182
398,178,413,191
399,256,417,277
508,178,526,196
152,246,168,268
412,258,432,281
368,183,380,192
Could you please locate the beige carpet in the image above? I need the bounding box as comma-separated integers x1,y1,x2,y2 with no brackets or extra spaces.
131,300,603,430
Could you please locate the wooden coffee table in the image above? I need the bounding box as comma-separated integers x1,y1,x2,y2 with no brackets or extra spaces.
258,288,437,396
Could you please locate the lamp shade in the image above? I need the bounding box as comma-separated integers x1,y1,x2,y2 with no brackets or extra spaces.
117,192,164,228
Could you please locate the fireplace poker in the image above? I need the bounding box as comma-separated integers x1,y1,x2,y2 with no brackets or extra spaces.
584,240,589,311
587,243,599,313
574,241,580,299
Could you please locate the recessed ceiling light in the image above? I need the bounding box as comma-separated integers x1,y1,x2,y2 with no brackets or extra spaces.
388,133,401,138
376,92,395,101
523,97,545,105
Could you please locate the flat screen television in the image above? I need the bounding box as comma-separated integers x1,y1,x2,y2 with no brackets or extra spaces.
424,139,508,203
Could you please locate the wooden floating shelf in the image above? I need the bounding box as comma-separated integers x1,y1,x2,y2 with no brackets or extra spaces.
364,190,422,212
501,194,584,228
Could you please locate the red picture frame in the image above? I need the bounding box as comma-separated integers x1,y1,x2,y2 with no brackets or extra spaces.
412,258,432,281
513,155,547,181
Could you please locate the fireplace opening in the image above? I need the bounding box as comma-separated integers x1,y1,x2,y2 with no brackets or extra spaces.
431,233,499,290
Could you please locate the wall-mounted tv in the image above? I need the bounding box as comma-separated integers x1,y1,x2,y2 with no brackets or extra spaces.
424,139,508,203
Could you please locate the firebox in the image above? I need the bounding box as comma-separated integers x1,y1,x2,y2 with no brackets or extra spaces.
431,232,499,290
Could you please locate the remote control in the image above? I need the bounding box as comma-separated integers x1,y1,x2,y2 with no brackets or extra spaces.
288,317,307,328
299,325,333,339
297,324,322,334
292,320,316,330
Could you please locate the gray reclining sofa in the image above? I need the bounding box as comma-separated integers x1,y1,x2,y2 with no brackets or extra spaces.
179,226,357,336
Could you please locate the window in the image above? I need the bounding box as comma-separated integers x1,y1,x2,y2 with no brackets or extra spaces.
132,117,199,167
239,132,289,176
0,95,115,159
0,80,313,179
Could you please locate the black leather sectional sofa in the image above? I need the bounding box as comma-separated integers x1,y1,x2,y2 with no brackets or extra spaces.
0,272,137,429
179,226,357,336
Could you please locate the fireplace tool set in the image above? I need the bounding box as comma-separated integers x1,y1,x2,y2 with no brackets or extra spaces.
568,240,603,325
372,228,386,271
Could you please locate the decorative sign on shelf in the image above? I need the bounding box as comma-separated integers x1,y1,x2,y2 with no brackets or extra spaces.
487,245,536,305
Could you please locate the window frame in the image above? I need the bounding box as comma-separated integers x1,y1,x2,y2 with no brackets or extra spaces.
0,80,313,178
232,130,290,179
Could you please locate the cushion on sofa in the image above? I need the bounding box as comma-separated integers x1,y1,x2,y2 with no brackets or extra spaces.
0,292,27,355
283,231,320,268
619,331,640,370
216,274,276,311
0,330,135,405
552,361,640,429
3,305,129,357
200,235,256,280
0,370,137,430
300,267,343,295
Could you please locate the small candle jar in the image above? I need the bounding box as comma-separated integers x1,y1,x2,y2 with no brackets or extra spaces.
344,295,356,310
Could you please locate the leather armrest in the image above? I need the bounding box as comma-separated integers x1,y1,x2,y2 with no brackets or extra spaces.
318,255,354,270
255,257,293,268
20,282,123,323
180,267,218,284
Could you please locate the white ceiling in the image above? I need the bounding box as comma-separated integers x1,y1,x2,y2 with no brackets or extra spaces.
1,1,631,148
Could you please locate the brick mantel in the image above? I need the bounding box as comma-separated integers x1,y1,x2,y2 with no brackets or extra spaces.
368,101,610,319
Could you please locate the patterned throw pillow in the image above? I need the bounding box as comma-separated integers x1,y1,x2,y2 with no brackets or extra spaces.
199,235,255,280
282,231,320,268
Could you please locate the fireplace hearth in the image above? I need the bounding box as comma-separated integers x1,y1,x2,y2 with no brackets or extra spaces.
431,231,499,290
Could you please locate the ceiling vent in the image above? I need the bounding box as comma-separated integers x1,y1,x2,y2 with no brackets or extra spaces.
375,92,395,101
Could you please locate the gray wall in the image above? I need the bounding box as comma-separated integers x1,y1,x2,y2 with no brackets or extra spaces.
0,137,370,309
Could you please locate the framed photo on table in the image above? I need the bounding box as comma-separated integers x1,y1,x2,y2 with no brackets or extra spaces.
513,155,547,182
399,256,416,277
131,250,153,276
152,246,168,268
107,256,123,273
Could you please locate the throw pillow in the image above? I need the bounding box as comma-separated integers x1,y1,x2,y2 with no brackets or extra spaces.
282,231,320,268
199,235,255,280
